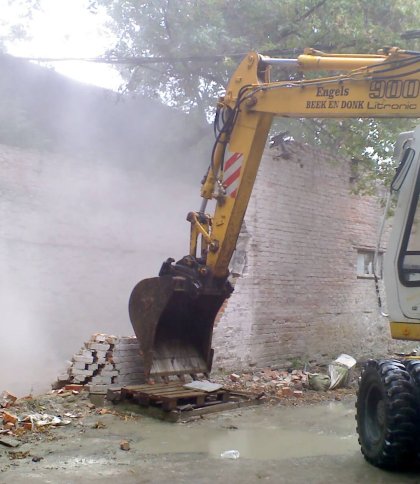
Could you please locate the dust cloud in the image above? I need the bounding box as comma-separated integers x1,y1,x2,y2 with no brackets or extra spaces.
0,85,212,396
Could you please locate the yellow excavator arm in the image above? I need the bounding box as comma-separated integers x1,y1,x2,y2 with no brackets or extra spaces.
201,47,420,278
129,46,420,379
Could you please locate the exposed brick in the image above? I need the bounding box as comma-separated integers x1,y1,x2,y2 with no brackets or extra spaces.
70,369,94,377
86,343,110,352
73,355,94,364
282,387,293,397
94,350,107,359
212,143,408,371
3,411,18,425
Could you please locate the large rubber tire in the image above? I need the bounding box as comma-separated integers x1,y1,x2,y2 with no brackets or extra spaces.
356,359,417,470
405,359,420,453
406,359,420,399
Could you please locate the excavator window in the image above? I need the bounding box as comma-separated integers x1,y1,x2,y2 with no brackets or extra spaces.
398,152,420,285
391,148,415,192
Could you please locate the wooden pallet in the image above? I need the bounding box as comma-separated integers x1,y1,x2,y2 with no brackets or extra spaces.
121,382,229,411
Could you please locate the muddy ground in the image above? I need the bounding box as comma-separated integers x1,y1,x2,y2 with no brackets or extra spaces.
1,388,420,483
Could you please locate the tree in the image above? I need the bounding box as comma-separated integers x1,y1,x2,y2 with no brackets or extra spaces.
92,0,420,188
0,0,41,48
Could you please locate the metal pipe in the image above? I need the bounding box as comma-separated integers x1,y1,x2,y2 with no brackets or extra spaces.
261,57,299,67
199,199,208,213
262,54,386,72
297,54,386,71
374,191,391,318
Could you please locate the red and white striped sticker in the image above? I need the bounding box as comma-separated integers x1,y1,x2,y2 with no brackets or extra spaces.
223,152,243,198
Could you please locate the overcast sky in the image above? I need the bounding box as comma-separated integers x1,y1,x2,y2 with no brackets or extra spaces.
2,0,122,89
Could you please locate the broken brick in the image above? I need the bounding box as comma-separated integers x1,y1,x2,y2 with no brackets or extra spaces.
73,355,94,364
63,385,85,392
281,387,293,397
86,343,110,352
3,411,18,425
120,440,130,451
0,391,17,409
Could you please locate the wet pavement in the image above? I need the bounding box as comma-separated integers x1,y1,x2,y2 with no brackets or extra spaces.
2,395,420,483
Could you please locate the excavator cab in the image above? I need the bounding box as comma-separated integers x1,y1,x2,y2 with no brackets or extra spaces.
384,125,420,336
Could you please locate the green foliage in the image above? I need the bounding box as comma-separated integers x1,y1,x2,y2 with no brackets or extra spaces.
0,0,41,46
291,357,304,370
92,0,420,189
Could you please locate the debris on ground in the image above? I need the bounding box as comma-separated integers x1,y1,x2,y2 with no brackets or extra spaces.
212,363,358,405
92,421,107,429
308,373,331,391
220,449,240,459
328,354,357,390
0,331,359,460
0,394,78,439
120,440,130,451
0,436,20,448
0,335,363,479
213,367,308,398
0,391,17,409
0,379,147,474
50,334,358,408
183,380,223,392
8,450,30,460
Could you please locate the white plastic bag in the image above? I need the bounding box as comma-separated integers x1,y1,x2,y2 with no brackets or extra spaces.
220,450,240,459
328,354,356,390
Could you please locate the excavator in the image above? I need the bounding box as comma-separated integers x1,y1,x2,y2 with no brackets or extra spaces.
128,46,420,469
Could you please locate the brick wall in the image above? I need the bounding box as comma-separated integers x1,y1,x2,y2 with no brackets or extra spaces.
212,142,409,371
0,144,197,394
0,141,410,393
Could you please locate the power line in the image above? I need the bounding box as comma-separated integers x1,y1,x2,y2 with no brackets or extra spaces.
9,49,304,66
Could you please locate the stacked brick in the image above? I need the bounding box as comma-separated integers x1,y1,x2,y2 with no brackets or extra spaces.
55,334,145,389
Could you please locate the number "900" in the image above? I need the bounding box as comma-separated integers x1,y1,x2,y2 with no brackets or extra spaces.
370,80,420,99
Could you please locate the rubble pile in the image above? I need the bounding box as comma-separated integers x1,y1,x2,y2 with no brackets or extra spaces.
214,368,308,399
0,391,17,409
54,333,145,391
0,389,79,444
0,387,137,461
212,363,358,404
212,355,358,402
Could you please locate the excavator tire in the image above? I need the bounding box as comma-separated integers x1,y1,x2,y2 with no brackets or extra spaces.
406,359,420,396
405,360,420,457
356,359,417,470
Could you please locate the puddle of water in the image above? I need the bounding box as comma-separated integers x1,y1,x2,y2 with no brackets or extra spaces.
137,427,358,460
67,399,358,462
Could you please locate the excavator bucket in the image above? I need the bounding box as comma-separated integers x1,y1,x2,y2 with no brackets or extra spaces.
129,275,228,378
